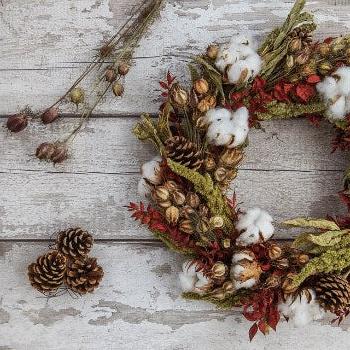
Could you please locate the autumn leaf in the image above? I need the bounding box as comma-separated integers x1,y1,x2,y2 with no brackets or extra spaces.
249,323,258,341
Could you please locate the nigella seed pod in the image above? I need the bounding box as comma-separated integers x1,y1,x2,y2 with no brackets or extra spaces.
172,191,186,206
50,143,68,164
41,107,59,124
165,206,179,225
112,82,124,97
118,63,130,76
6,113,28,133
170,83,188,107
105,68,117,83
186,192,200,209
36,142,56,160
69,87,85,105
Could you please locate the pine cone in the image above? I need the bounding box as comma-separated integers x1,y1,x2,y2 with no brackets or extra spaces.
165,136,203,170
314,274,350,312
65,257,104,294
28,251,66,294
56,227,93,259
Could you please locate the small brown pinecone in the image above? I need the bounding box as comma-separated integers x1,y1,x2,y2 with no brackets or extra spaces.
56,227,93,260
165,136,203,170
65,257,104,294
313,274,350,313
28,251,66,294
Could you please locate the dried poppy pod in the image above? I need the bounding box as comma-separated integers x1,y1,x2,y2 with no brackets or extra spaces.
28,251,66,294
65,257,104,295
56,227,94,260
6,113,28,132
41,107,59,124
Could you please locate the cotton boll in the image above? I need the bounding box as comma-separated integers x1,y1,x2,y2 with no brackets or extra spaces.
234,278,257,290
334,66,350,96
182,260,198,277
236,207,274,246
227,62,247,84
245,54,262,77
329,95,346,120
205,107,232,124
137,178,151,197
232,251,254,263
229,33,256,49
279,290,325,327
215,45,239,72
206,121,235,146
316,76,339,100
141,156,162,185
179,272,196,292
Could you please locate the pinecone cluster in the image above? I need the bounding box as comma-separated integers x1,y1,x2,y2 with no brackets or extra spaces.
28,228,104,295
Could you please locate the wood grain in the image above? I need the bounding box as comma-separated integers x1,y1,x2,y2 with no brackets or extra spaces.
1,242,350,350
1,0,350,115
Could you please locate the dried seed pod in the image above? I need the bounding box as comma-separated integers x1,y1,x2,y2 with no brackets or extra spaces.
289,38,302,52
198,204,209,218
69,87,85,105
222,281,234,294
50,143,68,164
179,219,194,234
214,167,227,182
318,61,332,75
105,68,117,82
295,51,309,65
112,82,124,97
268,244,282,260
165,206,179,225
154,186,170,202
6,113,28,133
158,200,172,208
265,274,281,288
220,149,243,168
170,83,188,107
118,63,130,76
209,216,224,228
163,180,179,192
186,192,200,209
274,258,289,269
282,273,298,295
286,55,295,69
222,238,231,248
197,95,216,113
180,205,195,219
207,44,219,60
301,63,317,76
172,190,186,206
196,220,209,233
194,79,209,95
41,107,59,124
211,262,227,278
296,253,309,265
318,43,330,56
36,142,56,161
204,155,216,171
195,116,207,129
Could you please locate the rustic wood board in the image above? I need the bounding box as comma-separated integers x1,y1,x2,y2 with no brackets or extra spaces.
1,0,350,348
1,242,350,350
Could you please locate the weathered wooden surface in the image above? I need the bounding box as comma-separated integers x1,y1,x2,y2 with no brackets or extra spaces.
1,242,350,350
1,0,350,348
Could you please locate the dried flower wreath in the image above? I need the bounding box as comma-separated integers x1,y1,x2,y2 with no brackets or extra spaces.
129,0,350,340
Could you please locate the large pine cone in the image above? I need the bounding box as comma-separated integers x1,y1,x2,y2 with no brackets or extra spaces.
56,227,93,259
28,251,66,294
314,274,350,312
165,136,203,170
65,257,104,294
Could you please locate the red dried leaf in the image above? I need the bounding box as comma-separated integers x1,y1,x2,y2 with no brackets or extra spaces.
307,75,321,84
249,323,258,341
161,92,168,97
295,84,316,103
258,320,268,335
267,307,280,331
159,81,169,90
167,71,176,85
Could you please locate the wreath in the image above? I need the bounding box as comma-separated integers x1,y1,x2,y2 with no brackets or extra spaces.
128,0,350,340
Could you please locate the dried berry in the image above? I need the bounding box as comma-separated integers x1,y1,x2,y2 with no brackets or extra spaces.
41,107,59,124
6,113,28,133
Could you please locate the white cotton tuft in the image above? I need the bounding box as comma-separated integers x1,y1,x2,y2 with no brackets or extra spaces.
179,272,196,292
233,278,258,290
316,66,350,120
137,178,151,197
205,107,249,148
329,96,346,120
229,33,255,48
140,156,162,185
231,251,254,263
236,207,274,246
182,260,198,277
215,45,239,72
279,290,325,327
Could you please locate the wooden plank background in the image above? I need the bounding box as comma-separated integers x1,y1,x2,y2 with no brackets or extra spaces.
1,0,350,349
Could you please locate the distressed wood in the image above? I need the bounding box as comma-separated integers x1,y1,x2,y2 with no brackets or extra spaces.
1,0,350,115
0,242,350,350
0,118,349,173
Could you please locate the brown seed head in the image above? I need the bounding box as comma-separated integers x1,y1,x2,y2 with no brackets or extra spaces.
165,206,179,225
206,44,219,60
318,61,332,75
179,219,194,234
51,143,68,164
170,83,188,107
118,63,130,76
318,43,330,56
289,38,302,52
41,107,59,124
282,273,298,294
69,87,85,105
295,51,309,65
297,253,310,265
154,186,170,202
7,113,28,133
36,142,56,161
112,82,124,97
186,192,200,208
105,68,117,83
268,244,282,260
197,95,216,113
214,167,227,182
204,155,216,171
172,190,186,206
194,79,209,95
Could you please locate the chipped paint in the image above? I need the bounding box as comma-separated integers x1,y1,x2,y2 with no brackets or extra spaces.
24,307,81,326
